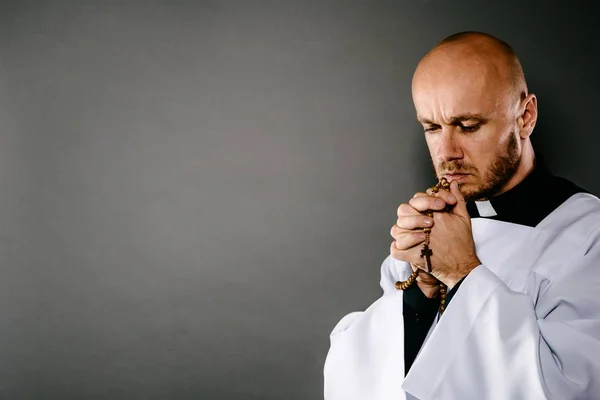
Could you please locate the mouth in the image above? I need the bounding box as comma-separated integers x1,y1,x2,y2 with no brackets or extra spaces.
442,173,470,182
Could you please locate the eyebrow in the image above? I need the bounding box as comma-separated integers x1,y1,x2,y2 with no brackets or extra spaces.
417,113,491,125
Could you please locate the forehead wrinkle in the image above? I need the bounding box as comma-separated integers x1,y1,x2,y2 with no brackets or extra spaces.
417,113,491,125
413,85,499,125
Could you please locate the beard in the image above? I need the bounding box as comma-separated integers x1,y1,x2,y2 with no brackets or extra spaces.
435,131,521,202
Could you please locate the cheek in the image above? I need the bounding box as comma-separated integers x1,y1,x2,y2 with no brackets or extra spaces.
424,136,438,158
464,148,487,170
461,140,497,176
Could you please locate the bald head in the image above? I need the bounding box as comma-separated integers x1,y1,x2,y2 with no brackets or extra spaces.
436,32,526,100
413,32,527,113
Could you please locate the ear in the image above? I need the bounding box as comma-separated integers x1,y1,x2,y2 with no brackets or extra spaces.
517,94,537,139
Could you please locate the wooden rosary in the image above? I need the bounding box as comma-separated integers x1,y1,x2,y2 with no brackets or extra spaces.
395,177,450,315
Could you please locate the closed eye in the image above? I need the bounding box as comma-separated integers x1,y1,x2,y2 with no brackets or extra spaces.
424,125,441,133
460,124,480,133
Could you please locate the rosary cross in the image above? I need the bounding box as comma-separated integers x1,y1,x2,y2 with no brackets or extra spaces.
421,245,434,273
421,177,450,273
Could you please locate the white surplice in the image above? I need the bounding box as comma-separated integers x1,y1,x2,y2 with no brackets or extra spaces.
324,193,600,400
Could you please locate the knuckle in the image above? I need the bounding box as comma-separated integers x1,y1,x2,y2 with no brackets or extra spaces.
396,216,410,230
397,203,412,217
409,198,425,211
394,237,404,250
390,244,405,261
407,198,418,209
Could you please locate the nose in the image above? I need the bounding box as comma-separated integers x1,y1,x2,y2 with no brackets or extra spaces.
436,127,463,162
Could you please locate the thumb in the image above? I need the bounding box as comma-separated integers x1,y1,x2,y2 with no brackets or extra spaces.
450,180,469,219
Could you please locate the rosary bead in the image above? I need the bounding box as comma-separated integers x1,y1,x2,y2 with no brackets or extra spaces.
396,177,451,316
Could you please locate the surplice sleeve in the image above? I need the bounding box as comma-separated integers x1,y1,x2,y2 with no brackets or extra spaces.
401,226,600,400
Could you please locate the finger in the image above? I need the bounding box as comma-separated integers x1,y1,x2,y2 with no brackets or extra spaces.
449,180,469,218
412,192,428,198
391,230,426,251
430,188,457,206
397,202,421,218
390,241,424,265
408,195,447,212
395,215,433,230
390,224,401,238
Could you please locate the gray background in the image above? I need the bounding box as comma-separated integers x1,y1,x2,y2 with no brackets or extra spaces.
0,1,598,399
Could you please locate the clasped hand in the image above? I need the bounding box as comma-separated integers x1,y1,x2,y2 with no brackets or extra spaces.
390,180,481,292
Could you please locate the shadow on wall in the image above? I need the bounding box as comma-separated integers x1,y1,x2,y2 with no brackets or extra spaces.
410,126,438,189
527,80,582,183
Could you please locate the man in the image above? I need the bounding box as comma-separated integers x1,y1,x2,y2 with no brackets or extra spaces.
324,31,600,400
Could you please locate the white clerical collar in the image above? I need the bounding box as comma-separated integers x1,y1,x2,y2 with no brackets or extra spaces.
474,200,497,217
465,155,587,227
